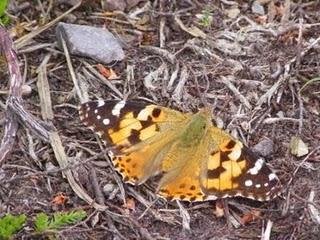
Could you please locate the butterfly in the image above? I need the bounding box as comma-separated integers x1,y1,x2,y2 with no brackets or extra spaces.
79,100,282,202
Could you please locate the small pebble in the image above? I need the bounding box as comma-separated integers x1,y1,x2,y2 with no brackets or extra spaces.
253,138,274,157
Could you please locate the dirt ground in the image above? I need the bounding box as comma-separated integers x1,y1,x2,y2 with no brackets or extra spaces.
0,1,320,239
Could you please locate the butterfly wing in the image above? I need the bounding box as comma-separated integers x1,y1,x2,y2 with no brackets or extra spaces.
200,127,282,201
80,101,281,202
157,134,212,202
79,100,189,184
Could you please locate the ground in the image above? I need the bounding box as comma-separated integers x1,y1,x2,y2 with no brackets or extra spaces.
0,1,320,239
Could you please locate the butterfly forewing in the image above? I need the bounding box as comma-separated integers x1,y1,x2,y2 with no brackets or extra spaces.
79,100,187,184
79,100,282,202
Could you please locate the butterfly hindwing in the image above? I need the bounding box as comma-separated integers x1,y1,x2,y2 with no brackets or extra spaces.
200,129,281,201
158,134,212,202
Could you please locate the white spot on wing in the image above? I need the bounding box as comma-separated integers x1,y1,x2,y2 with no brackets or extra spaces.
97,115,101,120
228,141,242,161
94,109,98,114
245,180,253,187
103,118,110,125
247,158,265,175
268,173,277,181
112,100,126,117
255,184,261,188
264,182,269,187
137,108,150,121
97,100,105,107
205,195,218,200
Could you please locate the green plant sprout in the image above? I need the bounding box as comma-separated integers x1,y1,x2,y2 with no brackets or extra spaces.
34,210,87,233
0,214,26,240
197,7,213,27
0,0,9,25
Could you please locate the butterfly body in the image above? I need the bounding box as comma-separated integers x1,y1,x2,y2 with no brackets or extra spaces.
79,100,281,202
178,111,209,147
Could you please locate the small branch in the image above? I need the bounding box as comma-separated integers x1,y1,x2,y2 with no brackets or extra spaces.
220,76,252,110
0,26,24,166
0,26,52,166
8,98,51,141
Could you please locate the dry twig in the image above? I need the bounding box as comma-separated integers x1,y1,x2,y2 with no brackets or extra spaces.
0,26,23,165
0,26,51,167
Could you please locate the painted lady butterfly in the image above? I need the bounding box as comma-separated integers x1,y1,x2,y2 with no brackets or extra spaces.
79,100,282,202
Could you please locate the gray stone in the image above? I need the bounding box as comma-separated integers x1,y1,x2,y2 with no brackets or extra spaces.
103,183,116,194
126,0,145,9
56,22,125,64
103,0,126,11
252,138,274,157
251,1,265,15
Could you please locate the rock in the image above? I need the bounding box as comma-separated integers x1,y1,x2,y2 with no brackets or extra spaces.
252,138,274,157
103,183,117,195
103,0,126,11
252,0,265,15
103,183,119,200
55,23,125,64
126,0,145,9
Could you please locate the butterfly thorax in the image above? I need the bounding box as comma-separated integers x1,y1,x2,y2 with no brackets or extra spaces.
179,112,210,147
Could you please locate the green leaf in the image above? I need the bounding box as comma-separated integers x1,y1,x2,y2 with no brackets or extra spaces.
196,7,213,27
35,210,87,233
0,0,9,25
0,214,26,240
0,0,9,16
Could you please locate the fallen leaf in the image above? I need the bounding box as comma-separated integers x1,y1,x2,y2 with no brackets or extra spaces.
142,32,156,45
240,209,261,224
123,198,136,211
290,136,309,157
278,30,299,46
51,192,68,206
255,15,268,25
97,64,119,80
213,200,225,218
